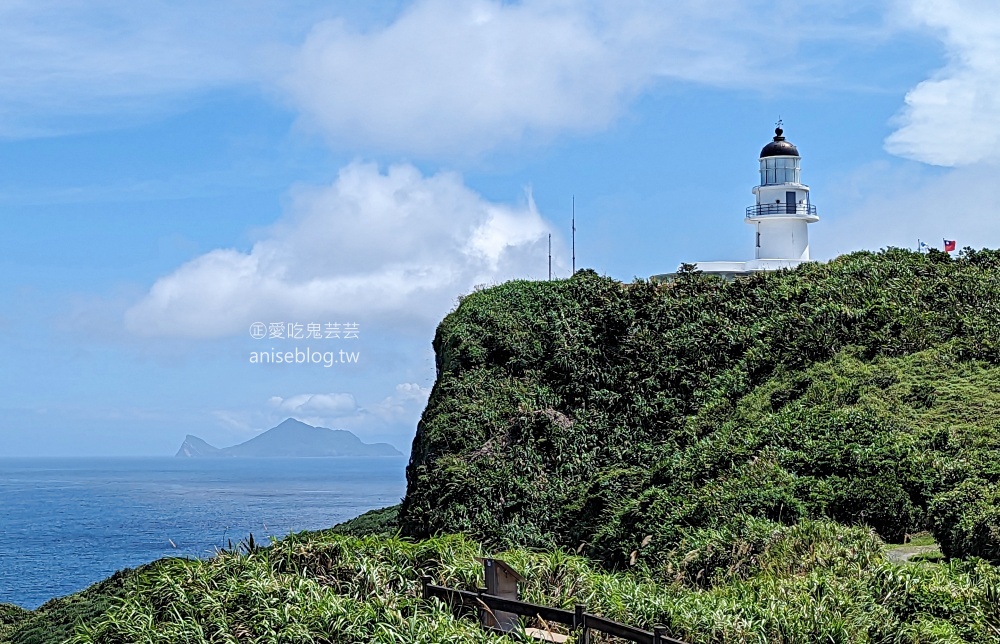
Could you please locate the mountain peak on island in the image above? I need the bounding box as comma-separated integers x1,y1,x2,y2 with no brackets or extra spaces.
272,418,318,432
176,434,221,458
176,419,402,458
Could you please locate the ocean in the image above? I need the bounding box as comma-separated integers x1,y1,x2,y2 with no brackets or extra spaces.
0,457,408,609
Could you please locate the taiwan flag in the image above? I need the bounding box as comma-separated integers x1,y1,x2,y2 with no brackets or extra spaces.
944,239,957,252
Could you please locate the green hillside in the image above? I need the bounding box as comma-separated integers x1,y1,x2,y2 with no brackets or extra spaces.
9,247,1000,642
8,526,1000,643
400,248,1000,566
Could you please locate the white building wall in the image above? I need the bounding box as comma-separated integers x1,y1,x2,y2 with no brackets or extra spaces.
756,218,809,260
754,184,810,208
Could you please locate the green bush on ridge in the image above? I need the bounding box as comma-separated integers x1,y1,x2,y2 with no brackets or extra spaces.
400,248,1000,565
0,605,30,641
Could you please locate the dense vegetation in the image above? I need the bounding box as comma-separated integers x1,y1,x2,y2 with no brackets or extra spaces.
8,524,1000,643
8,247,1000,642
400,248,1000,566
0,569,136,644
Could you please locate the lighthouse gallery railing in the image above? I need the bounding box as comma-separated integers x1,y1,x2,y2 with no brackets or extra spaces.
746,203,818,217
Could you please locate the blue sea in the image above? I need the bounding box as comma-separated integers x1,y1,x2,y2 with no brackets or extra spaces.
0,457,407,609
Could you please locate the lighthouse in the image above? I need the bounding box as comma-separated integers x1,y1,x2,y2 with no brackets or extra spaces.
745,124,818,268
656,123,820,279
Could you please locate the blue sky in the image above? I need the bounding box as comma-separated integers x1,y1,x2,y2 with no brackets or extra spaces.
2,0,999,456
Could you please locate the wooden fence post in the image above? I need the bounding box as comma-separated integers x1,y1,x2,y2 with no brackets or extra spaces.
415,576,691,644
477,587,489,627
575,604,590,644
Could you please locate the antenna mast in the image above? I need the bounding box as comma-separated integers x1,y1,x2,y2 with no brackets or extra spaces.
572,196,576,274
548,233,552,280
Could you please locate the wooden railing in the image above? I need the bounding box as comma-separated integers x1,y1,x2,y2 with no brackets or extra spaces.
420,576,689,644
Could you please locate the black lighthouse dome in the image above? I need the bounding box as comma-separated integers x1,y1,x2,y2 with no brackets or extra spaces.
760,127,799,158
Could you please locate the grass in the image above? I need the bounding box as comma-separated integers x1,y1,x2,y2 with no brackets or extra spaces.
325,504,401,538
903,534,939,548
0,605,30,641
910,551,947,564
4,520,999,643
3,567,139,644
15,249,1000,641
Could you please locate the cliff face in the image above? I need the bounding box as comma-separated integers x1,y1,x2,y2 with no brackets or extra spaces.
175,435,220,458
399,249,1000,565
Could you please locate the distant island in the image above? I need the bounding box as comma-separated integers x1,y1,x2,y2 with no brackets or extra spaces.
175,418,402,458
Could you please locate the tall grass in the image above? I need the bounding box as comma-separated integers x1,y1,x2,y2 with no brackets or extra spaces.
67,522,1000,643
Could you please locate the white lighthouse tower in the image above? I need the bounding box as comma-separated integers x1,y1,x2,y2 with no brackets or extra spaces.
744,123,818,271
661,123,819,279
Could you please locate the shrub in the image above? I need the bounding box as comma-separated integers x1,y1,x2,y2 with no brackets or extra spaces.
400,249,1000,567
929,479,1000,562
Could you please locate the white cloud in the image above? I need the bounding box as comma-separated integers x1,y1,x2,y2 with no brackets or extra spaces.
369,383,432,424
211,410,258,434
269,392,360,418
885,0,1000,166
124,161,558,338
0,0,339,135
0,2,244,133
818,161,1000,257
279,0,842,157
267,383,429,428
0,0,890,149
212,383,431,443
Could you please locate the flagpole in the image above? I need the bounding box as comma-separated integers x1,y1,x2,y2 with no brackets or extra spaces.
572,196,576,275
548,234,552,280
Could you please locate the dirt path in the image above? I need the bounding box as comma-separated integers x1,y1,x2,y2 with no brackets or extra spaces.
885,544,940,564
